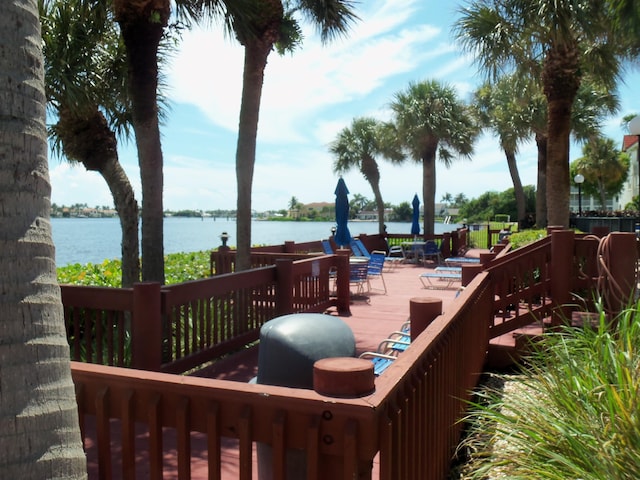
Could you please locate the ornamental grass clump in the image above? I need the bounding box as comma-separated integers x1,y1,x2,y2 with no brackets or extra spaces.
459,303,640,479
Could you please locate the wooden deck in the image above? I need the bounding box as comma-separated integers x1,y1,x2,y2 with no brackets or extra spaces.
191,251,483,383
84,249,533,480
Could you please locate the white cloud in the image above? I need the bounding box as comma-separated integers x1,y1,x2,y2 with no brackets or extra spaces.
49,0,637,214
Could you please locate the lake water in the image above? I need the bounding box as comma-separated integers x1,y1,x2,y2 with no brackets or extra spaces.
51,217,460,266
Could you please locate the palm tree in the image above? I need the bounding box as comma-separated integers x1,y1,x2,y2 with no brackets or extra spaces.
572,137,629,210
473,76,531,227
330,117,403,235
230,0,358,271
41,0,140,287
454,0,627,227
0,0,86,476
390,80,479,236
111,0,171,283
111,0,254,282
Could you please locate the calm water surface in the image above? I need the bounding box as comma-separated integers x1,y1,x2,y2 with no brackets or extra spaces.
51,217,460,266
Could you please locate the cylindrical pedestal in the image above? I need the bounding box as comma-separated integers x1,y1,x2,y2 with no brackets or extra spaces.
409,297,443,342
313,357,374,397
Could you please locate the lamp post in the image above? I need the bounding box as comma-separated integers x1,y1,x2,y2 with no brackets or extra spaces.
574,173,584,216
219,231,230,253
629,115,640,208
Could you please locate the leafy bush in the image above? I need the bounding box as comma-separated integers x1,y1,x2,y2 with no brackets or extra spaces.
507,229,546,249
459,302,640,479
57,251,211,287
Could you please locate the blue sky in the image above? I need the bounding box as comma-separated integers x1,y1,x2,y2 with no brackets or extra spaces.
48,0,640,212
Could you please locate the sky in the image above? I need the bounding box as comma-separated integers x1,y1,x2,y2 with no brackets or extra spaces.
48,0,640,213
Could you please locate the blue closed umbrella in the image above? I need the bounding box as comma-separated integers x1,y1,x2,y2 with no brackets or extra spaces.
334,178,352,248
411,194,420,236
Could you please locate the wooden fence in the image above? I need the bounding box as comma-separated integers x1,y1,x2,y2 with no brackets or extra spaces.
63,253,349,373
71,271,492,480
66,230,638,479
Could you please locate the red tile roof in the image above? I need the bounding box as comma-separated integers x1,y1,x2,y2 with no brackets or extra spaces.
622,134,639,151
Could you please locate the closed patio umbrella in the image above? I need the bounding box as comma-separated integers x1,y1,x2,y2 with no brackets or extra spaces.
334,178,352,248
411,194,420,236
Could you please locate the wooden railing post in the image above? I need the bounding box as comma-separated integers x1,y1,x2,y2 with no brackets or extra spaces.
486,223,491,249
604,232,637,314
462,264,483,287
550,229,574,327
132,282,162,371
451,230,460,256
284,241,295,253
441,232,451,258
275,259,294,316
479,252,496,267
409,297,442,341
312,357,375,479
335,250,351,316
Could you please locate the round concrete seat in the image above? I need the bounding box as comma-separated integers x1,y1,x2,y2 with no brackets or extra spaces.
257,313,356,389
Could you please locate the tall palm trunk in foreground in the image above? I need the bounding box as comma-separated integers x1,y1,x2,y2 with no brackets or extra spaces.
0,1,86,476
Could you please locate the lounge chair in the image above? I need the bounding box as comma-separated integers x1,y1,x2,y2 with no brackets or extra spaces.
359,352,397,376
366,251,387,294
419,270,462,289
377,331,410,354
349,260,370,297
421,240,443,265
351,238,401,270
321,239,334,254
444,256,480,267
387,245,405,266
435,266,462,273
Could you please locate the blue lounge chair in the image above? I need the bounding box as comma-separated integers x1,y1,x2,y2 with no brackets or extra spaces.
444,256,481,267
351,238,401,270
349,260,370,296
366,251,387,294
359,352,397,376
377,331,410,354
321,239,334,254
421,240,443,265
419,270,461,289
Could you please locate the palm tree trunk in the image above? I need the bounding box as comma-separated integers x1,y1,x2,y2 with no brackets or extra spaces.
58,108,140,287
422,142,438,236
546,98,573,227
0,2,86,476
101,158,140,287
543,44,580,228
422,146,438,236
236,40,271,271
535,133,548,228
115,1,168,283
504,149,526,227
372,183,386,235
361,155,386,234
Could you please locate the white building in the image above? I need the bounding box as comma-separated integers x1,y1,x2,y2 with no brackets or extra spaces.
619,134,640,210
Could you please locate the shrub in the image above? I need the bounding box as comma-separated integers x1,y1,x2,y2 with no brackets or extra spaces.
459,302,640,479
57,251,211,287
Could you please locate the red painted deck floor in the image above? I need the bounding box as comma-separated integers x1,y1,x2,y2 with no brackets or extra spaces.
191,251,483,383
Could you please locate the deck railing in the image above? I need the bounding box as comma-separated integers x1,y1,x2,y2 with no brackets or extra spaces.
71,271,492,480
62,254,348,373
66,230,638,479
